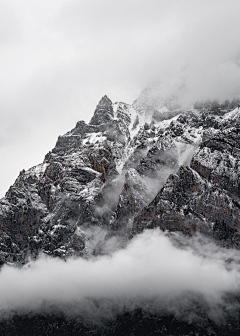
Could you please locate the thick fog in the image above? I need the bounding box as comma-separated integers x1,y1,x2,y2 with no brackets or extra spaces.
1,229,240,324
1,0,240,196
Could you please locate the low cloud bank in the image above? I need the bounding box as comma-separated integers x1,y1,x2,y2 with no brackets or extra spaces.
0,229,240,324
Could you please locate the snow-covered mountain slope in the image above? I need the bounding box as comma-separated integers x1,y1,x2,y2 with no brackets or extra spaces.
0,92,240,266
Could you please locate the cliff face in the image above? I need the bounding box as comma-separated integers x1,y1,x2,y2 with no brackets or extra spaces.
0,92,240,266
133,110,240,247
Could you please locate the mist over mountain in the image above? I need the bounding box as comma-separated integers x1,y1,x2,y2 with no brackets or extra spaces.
1,1,240,334
0,87,240,334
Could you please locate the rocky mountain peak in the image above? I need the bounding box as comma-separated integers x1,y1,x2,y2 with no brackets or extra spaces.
97,95,112,107
89,95,114,126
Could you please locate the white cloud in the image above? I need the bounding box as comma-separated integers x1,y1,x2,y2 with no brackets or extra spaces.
0,230,240,323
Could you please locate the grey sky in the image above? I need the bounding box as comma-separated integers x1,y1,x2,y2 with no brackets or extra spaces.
1,0,240,197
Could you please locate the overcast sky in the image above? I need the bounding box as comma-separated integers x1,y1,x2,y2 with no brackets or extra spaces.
1,0,240,197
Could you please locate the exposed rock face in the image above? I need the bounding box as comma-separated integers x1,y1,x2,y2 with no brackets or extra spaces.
89,95,114,125
191,128,240,196
109,168,151,232
0,92,240,266
133,110,240,248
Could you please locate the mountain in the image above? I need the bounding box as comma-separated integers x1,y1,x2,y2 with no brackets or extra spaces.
1,89,240,334
0,91,240,266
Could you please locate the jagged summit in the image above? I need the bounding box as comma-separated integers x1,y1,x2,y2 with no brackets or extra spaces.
0,90,240,267
89,95,114,126
96,95,112,107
